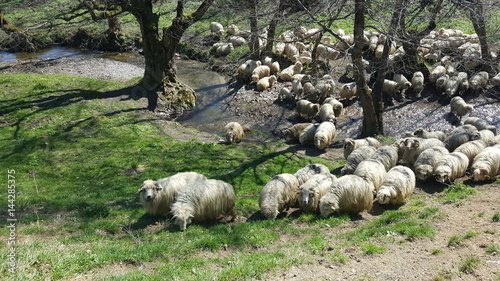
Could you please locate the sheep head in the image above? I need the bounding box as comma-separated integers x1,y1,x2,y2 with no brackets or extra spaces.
472,168,489,181
139,180,161,202
413,128,424,137
415,165,433,181
298,188,313,205
376,187,396,205
319,202,338,218
434,166,451,184
344,139,355,150
172,205,194,231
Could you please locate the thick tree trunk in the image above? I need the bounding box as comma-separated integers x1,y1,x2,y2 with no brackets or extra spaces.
467,0,495,74
248,0,260,60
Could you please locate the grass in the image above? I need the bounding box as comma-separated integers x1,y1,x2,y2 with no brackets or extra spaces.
485,244,500,256
447,232,480,247
458,256,482,274
440,183,477,205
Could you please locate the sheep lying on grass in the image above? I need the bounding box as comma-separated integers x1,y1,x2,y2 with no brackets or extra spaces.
171,179,236,231
319,175,374,217
224,122,245,143
259,173,300,220
294,163,331,185
297,173,336,214
434,152,469,184
139,172,208,216
376,166,415,205
341,146,377,175
414,147,449,181
470,146,500,181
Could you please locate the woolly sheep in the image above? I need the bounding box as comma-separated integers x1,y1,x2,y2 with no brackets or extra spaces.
450,96,473,120
435,74,449,90
282,123,313,143
319,175,374,217
256,75,277,91
319,103,336,123
353,159,387,194
470,146,500,181
469,71,489,90
284,43,300,62
376,166,415,205
297,173,336,214
454,139,488,164
429,65,446,83
225,121,244,143
341,146,378,175
401,137,446,165
411,71,424,96
444,132,472,152
339,82,357,100
279,61,303,81
139,172,208,216
299,123,319,146
315,75,335,101
489,135,500,146
434,152,469,183
448,124,478,135
294,163,331,185
259,173,300,220
292,79,303,98
229,36,246,47
171,179,236,231
471,130,495,143
314,121,336,150
414,147,450,181
413,128,447,141
263,56,280,73
214,42,234,56
296,99,320,120
251,65,271,83
210,22,224,37
323,97,343,117
343,137,381,159
444,77,460,97
227,24,239,36
302,82,320,102
370,145,399,171
278,87,294,102
464,117,497,134
393,74,412,94
237,60,261,81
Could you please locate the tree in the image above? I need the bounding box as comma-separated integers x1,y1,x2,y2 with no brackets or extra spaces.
80,0,215,113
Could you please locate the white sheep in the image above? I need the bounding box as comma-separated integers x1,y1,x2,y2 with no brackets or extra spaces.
489,135,500,146
470,146,500,181
297,173,336,214
214,42,234,56
319,175,374,217
412,127,447,141
279,61,303,81
171,179,236,231
282,123,313,143
323,97,343,117
227,24,239,36
382,79,400,94
259,173,300,219
450,96,473,120
435,74,449,90
370,145,399,171
464,117,497,134
209,22,224,37
251,65,271,83
263,56,280,73
343,137,381,159
278,87,294,102
293,163,331,185
469,71,489,90
443,77,460,97
376,166,415,205
414,147,450,181
224,121,245,143
299,123,319,146
434,152,469,183
448,124,478,135
319,103,336,123
393,74,412,94
429,65,446,83
229,36,246,47
471,130,495,143
302,82,320,102
314,121,336,150
444,132,472,152
401,137,446,165
353,159,387,194
454,140,488,164
339,82,357,100
411,71,424,96
237,60,261,81
341,146,378,175
139,172,208,216
296,99,320,120
256,75,277,91
284,43,300,62
315,75,336,101
292,79,303,98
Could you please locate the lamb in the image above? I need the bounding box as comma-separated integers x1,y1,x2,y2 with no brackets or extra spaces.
471,130,495,143
319,175,374,217
414,147,450,181
282,123,313,143
209,22,224,37
434,152,469,183
296,99,320,120
299,123,319,146
429,65,446,83
370,145,399,171
224,121,245,143
171,179,236,231
319,103,336,123
492,73,500,86
314,121,336,150
322,97,343,117
251,65,271,83
293,163,331,185
297,173,336,214
411,71,425,96
339,82,357,100
401,137,446,165
454,140,488,164
259,173,300,219
469,71,489,90
444,132,472,152
343,137,381,159
256,75,277,91
341,146,378,175
413,128,447,141
464,117,497,134
353,159,387,194
470,146,500,181
139,172,208,216
449,96,473,120
376,166,415,205
279,61,303,81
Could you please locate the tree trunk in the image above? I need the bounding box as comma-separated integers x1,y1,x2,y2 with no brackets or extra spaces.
467,0,495,74
248,0,260,60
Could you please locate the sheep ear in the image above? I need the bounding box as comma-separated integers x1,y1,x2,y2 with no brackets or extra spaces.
154,183,162,191
138,184,145,193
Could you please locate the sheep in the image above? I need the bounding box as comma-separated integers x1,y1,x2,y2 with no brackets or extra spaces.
284,43,300,62
302,82,320,102
209,22,224,37
469,71,489,90
443,77,460,97
376,166,415,205
339,82,357,100
263,56,280,73
435,74,449,90
456,72,469,94
292,79,303,98
393,74,412,94
470,146,500,181
139,172,208,216
314,121,336,150
294,163,331,185
227,24,239,36
492,73,500,86
341,146,378,175
464,117,497,134
411,71,424,96
237,60,261,81
224,121,245,143
279,61,303,81
401,137,446,165
171,179,236,231
296,99,320,120
434,152,469,184
229,36,246,47
315,75,336,101
319,175,374,217
319,103,336,123
259,173,300,220
413,128,447,141
370,145,399,171
448,124,478,135
454,140,488,164
214,42,234,56
444,132,472,152
489,135,500,146
251,65,271,83
449,96,473,120
297,173,337,214
278,87,294,102
429,65,446,83
343,137,381,159
382,79,399,94
282,123,313,143
322,97,343,117
414,147,450,181
256,75,277,91
353,159,387,194
299,123,319,146
471,130,495,143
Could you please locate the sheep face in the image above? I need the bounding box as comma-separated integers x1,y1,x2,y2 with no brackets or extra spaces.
172,206,194,231
298,188,315,205
434,166,452,184
320,203,338,218
344,139,354,150
139,180,162,202
415,165,433,181
472,168,489,181
413,128,424,137
376,188,395,205
261,207,279,220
